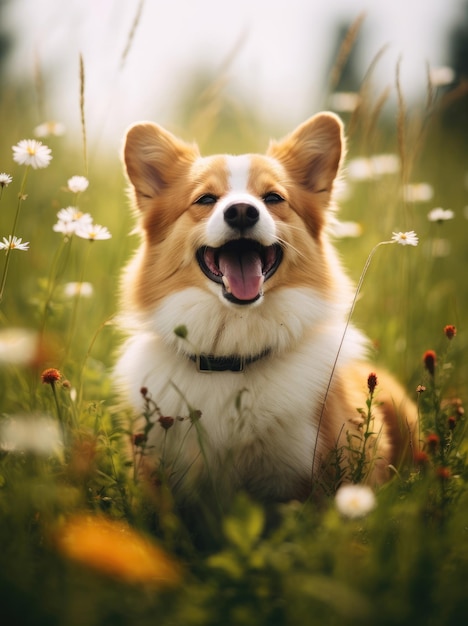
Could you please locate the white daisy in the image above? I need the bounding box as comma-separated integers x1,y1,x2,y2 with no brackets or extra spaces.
0,416,63,455
335,484,377,519
67,175,89,193
53,207,93,236
0,173,13,187
402,183,433,203
34,121,66,138
0,235,30,252
391,231,419,246
12,139,52,169
370,154,400,176
0,327,39,366
63,282,94,298
329,91,360,112
330,220,362,238
53,221,79,236
347,154,400,182
427,207,454,222
347,157,374,181
75,222,112,241
55,207,92,224
428,66,455,87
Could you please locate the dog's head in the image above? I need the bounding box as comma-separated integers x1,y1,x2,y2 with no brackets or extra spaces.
123,113,345,318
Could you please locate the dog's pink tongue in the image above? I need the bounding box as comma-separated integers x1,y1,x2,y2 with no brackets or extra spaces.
218,249,264,301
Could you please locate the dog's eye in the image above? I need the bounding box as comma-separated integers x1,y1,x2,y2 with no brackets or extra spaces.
263,192,284,204
194,194,218,206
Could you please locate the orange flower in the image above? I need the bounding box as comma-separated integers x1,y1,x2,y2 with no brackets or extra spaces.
54,514,183,587
41,367,62,385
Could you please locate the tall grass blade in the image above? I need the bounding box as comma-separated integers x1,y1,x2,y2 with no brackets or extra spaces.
328,12,366,96
120,0,145,71
79,54,88,175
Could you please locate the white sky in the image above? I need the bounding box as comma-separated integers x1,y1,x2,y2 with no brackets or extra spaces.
4,0,463,149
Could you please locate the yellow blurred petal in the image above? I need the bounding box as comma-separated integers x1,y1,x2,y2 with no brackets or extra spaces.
54,514,182,587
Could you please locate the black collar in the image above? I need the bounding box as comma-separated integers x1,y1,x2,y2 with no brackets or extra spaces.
188,349,270,372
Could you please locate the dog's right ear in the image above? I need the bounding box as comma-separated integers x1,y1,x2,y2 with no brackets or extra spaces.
123,123,199,204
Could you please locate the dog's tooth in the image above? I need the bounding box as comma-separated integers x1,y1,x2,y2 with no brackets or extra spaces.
222,276,231,293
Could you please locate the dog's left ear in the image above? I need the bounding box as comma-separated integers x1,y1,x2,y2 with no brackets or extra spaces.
267,112,344,193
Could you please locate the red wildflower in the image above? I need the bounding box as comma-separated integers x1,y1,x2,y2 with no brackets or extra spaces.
41,367,62,385
426,433,440,452
436,466,451,481
423,350,436,376
414,451,429,466
367,372,378,394
444,325,456,340
158,416,174,431
448,416,457,430
132,433,146,447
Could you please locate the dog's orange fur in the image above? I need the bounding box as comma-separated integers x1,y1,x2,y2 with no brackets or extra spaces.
116,113,418,503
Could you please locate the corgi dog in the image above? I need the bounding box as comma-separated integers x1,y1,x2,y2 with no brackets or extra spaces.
115,113,417,505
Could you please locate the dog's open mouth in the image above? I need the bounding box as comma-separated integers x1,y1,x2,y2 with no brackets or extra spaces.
196,239,283,304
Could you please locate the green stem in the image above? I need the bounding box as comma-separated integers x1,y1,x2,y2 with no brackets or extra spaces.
76,312,114,407
39,236,73,337
0,167,30,304
355,395,375,483
311,239,393,481
62,241,92,366
50,381,67,455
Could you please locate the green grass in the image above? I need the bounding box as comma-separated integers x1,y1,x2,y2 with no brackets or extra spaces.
0,55,467,626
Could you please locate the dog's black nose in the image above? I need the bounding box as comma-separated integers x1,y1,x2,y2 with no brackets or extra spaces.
224,203,259,230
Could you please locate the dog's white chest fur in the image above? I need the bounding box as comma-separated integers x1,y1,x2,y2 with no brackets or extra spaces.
115,286,365,501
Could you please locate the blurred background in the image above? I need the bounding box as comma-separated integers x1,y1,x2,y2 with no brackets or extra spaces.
0,0,467,394
1,0,467,147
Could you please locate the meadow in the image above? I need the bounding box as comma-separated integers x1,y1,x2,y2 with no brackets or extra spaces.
0,37,467,626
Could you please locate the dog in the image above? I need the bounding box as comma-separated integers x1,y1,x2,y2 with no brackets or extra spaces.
115,112,417,506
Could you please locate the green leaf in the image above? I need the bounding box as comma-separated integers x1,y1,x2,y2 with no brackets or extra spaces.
174,325,188,339
223,493,265,552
